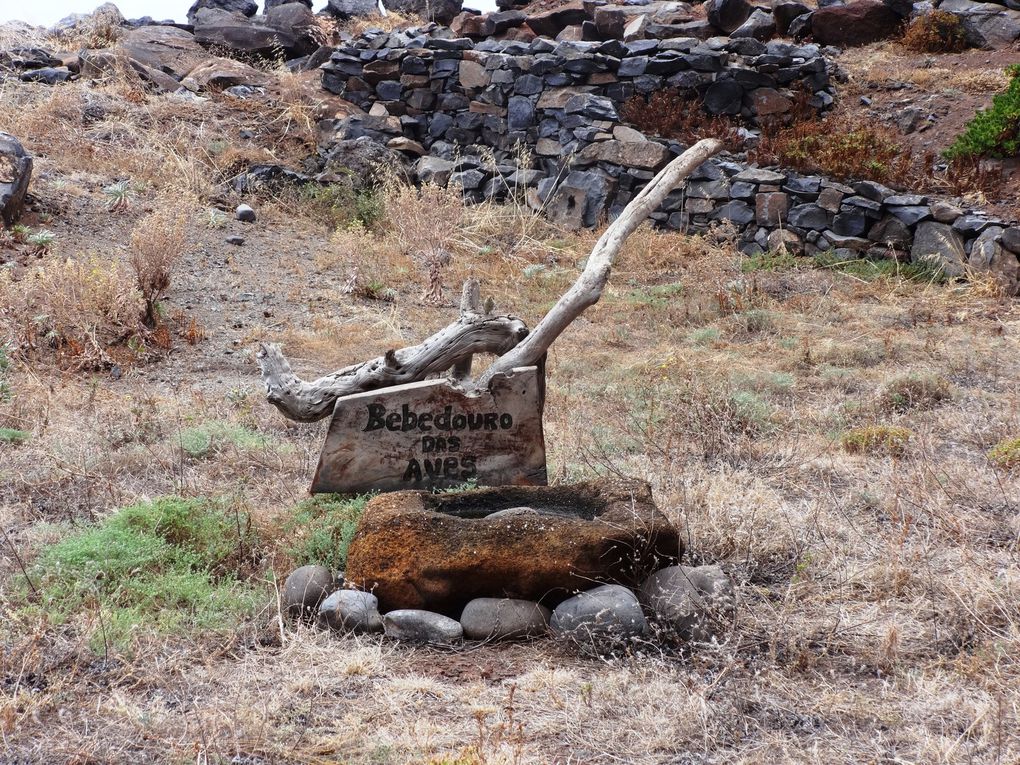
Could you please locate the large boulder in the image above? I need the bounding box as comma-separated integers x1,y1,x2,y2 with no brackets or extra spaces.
180,57,270,91
911,221,966,277
385,0,464,24
810,0,903,46
706,0,753,33
938,0,1020,48
264,2,321,57
192,8,302,57
324,0,378,19
968,226,1020,295
264,0,313,9
0,133,32,226
319,137,410,191
115,25,207,80
186,0,257,25
345,479,681,614
525,0,590,37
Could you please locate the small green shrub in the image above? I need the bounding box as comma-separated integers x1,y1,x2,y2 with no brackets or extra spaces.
31,497,262,650
0,343,10,401
814,251,947,283
688,327,721,346
945,65,1020,160
732,309,776,337
988,437,1020,470
730,390,776,434
741,249,799,272
299,184,384,229
879,373,953,413
841,425,912,455
178,421,269,459
0,427,30,444
624,282,684,308
281,494,371,572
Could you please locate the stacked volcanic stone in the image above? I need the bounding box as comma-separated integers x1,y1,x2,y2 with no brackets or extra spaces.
321,27,836,165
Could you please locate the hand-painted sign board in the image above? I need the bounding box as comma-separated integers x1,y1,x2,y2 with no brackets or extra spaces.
311,366,547,493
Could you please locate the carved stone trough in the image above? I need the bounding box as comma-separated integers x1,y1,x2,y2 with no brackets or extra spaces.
344,478,681,615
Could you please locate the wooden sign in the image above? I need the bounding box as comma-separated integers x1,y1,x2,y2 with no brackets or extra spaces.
311,366,547,494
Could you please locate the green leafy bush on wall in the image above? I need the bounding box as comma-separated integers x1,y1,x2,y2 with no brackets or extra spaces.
945,65,1020,160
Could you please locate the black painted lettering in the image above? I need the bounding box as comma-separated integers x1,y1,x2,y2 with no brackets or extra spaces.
421,436,436,453
460,456,477,479
444,457,459,476
402,458,422,482
364,403,386,432
435,406,452,431
499,413,513,429
452,414,467,430
424,458,443,479
418,413,433,431
401,404,418,432
467,413,484,430
483,412,498,430
448,436,460,452
386,412,401,431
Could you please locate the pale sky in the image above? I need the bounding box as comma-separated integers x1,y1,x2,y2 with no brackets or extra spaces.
1,0,494,26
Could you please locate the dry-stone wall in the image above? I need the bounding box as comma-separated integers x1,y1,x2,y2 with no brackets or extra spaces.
318,27,1019,290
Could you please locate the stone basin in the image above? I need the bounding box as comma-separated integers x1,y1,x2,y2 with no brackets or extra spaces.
344,478,681,614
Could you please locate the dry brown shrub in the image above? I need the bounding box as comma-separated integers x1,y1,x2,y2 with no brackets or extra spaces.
752,112,915,186
129,206,190,328
380,180,466,303
0,255,143,368
621,88,743,148
338,10,420,36
901,10,969,53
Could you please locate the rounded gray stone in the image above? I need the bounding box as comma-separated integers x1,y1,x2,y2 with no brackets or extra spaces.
460,598,551,641
318,589,383,633
640,564,736,643
282,564,335,619
383,609,463,644
235,203,256,222
550,584,646,643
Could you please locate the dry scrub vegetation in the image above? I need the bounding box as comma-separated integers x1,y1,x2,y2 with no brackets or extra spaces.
1,64,1020,765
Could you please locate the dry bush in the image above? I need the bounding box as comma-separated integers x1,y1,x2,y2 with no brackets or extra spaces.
621,88,743,148
0,255,143,369
129,205,190,328
380,180,465,303
841,424,912,455
752,112,914,186
47,3,124,49
901,10,969,53
338,10,420,36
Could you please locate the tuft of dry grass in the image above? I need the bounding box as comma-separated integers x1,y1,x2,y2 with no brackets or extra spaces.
900,10,969,53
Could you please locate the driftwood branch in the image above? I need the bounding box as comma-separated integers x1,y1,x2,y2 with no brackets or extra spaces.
258,308,528,422
259,139,723,420
475,138,724,388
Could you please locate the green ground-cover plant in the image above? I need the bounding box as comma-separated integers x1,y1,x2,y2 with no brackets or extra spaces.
0,427,30,444
988,437,1020,469
280,493,371,572
841,425,912,455
178,421,270,458
945,65,1020,160
814,252,946,283
28,497,263,650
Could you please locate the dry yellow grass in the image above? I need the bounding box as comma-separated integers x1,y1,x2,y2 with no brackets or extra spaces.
2,61,1020,765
